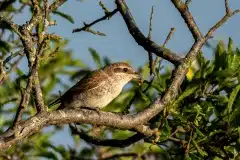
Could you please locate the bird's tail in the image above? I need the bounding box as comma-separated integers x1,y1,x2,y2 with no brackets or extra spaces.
56,104,65,110
48,98,61,107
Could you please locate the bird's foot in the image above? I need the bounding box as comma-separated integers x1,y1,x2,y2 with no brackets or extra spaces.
80,106,101,115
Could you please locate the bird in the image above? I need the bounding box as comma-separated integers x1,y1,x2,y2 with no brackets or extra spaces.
49,62,142,110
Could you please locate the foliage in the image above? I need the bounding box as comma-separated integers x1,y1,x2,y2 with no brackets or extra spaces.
0,1,239,160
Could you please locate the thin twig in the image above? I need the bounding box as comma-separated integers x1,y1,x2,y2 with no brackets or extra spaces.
26,0,41,31
99,1,110,14
12,77,33,128
153,28,175,73
3,50,24,67
147,6,154,75
31,0,50,113
0,15,22,37
205,3,240,39
225,0,231,14
48,0,67,12
72,9,118,33
163,28,175,47
0,60,6,84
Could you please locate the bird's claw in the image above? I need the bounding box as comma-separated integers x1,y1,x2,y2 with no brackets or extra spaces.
80,106,101,115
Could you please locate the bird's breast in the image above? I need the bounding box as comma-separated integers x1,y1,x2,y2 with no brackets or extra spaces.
62,77,128,109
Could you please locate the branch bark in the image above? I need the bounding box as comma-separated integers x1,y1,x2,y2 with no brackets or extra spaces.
171,0,203,40
0,0,239,152
116,0,183,66
69,124,145,148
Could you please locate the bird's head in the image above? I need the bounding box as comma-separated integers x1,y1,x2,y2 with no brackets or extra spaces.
103,62,142,84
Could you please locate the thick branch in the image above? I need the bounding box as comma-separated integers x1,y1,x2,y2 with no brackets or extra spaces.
115,0,182,66
171,0,203,40
32,72,46,112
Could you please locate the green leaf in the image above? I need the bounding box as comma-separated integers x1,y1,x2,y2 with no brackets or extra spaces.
16,68,25,76
0,40,11,53
228,37,234,54
52,11,74,24
192,139,208,157
213,69,235,78
160,119,170,141
103,57,111,66
225,83,240,115
207,95,228,104
88,47,102,68
214,41,226,70
138,90,150,102
172,84,199,109
37,151,58,160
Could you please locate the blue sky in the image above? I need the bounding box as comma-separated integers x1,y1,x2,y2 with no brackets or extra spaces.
13,0,240,147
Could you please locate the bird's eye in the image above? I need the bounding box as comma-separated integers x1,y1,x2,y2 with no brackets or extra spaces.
123,68,128,72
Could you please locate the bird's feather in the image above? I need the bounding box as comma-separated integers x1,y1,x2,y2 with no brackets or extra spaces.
48,70,108,107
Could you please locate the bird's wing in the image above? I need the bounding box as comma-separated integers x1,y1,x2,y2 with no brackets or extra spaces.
66,70,108,93
48,70,108,106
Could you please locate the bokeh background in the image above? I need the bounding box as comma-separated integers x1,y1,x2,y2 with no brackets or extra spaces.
12,0,240,148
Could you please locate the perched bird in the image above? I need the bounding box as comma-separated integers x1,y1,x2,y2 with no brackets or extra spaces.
49,62,142,110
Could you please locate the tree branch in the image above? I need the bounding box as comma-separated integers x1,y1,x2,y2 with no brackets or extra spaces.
12,54,41,128
72,9,119,33
147,6,154,75
0,15,22,37
48,0,67,12
1,0,239,152
205,1,240,39
115,0,183,66
69,124,145,148
171,0,203,41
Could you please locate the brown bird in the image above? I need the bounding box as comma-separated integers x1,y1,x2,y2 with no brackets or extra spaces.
49,62,142,110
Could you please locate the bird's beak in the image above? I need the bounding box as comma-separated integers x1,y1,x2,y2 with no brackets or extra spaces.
133,72,143,85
